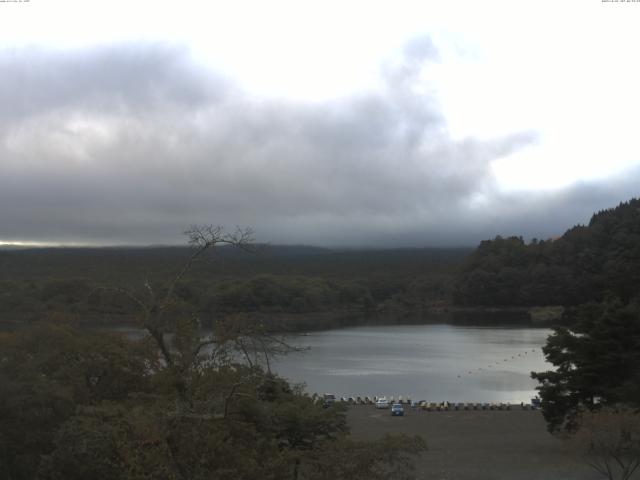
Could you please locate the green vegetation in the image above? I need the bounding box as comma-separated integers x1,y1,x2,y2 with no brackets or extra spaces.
3,195,640,467
532,298,640,433
0,227,426,479
454,198,640,307
452,198,640,436
0,322,425,479
486,199,640,436
0,245,468,329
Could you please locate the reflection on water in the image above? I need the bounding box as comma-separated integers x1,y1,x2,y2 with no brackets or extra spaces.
272,324,552,403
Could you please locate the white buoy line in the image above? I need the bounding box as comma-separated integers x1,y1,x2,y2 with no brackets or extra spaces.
455,348,540,378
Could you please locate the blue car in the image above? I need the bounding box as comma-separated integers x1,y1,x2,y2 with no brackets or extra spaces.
391,403,404,416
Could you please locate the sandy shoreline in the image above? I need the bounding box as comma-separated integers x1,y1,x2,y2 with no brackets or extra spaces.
346,405,606,480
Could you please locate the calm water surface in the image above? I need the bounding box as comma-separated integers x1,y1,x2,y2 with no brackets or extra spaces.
272,324,552,403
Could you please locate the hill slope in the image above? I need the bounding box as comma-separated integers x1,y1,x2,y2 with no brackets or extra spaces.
453,198,640,306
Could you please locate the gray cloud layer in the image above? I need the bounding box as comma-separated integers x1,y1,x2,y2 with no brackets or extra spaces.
0,42,636,246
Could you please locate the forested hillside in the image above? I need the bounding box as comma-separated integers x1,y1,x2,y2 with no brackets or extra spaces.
519,199,640,433
0,245,469,327
454,198,640,306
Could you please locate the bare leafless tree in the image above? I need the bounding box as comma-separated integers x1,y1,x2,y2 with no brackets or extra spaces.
132,227,251,350
94,226,253,408
568,407,640,480
101,225,302,414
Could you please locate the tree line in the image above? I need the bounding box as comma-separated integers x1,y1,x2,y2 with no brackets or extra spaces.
455,199,640,478
0,246,464,328
454,198,640,307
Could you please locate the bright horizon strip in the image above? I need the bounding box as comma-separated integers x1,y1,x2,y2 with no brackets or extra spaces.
0,240,100,247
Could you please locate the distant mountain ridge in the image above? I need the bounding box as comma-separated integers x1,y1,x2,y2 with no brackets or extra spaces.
0,242,471,282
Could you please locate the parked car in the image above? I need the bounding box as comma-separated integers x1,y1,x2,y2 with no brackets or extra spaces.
375,397,389,409
391,403,404,416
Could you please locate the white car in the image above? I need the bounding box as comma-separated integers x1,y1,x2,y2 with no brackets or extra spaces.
375,397,390,409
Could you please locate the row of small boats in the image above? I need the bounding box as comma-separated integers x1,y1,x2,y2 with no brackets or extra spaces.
416,401,517,411
325,396,539,410
328,395,411,405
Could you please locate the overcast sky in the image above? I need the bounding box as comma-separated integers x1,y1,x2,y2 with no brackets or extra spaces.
1,0,639,247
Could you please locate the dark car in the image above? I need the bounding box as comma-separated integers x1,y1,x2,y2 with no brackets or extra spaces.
391,403,404,416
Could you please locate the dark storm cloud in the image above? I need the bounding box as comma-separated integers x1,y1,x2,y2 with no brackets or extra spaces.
1,41,629,246
483,170,640,241
0,44,223,125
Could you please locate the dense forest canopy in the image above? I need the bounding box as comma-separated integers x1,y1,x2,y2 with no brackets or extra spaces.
454,198,640,307
532,298,640,433
2,198,639,329
502,198,640,435
0,246,468,328
0,322,426,480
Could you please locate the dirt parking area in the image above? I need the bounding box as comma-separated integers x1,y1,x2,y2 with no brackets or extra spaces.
347,405,606,480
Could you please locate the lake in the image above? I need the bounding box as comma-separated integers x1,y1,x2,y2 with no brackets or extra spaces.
272,324,552,404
